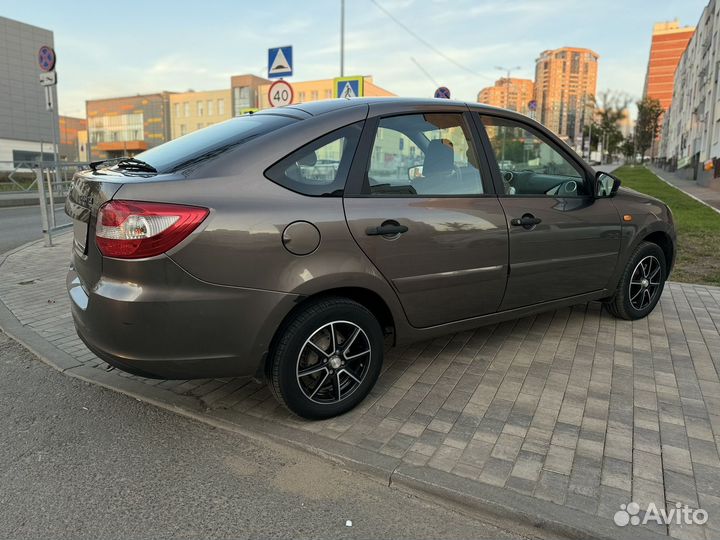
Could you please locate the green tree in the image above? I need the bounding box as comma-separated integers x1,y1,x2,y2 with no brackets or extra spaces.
620,136,635,163
596,90,630,159
582,91,630,160
635,97,664,162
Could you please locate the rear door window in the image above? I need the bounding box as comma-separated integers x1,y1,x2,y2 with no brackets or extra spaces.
134,113,296,173
365,113,485,196
265,122,363,196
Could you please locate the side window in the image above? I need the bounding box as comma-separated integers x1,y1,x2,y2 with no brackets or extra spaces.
480,116,587,197
265,122,362,196
367,113,484,196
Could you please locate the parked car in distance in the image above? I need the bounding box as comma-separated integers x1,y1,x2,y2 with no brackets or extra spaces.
65,98,676,419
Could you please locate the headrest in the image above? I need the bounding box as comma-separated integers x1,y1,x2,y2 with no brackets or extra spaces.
423,139,454,176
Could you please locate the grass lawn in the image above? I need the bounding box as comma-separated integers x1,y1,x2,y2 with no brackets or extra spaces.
613,165,720,286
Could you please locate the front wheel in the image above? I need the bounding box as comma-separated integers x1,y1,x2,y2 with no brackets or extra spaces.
605,241,667,320
269,297,384,419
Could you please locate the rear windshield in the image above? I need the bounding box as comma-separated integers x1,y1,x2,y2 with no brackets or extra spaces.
134,114,296,173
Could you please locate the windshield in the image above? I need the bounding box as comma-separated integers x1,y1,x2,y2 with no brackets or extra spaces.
133,114,296,173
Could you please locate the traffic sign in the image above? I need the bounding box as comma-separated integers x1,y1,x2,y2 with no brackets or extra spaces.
268,46,293,78
528,99,537,111
334,76,364,98
38,45,56,72
39,71,57,87
434,86,451,99
268,80,293,107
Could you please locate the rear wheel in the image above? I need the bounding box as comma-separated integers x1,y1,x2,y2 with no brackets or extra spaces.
605,241,666,320
269,297,383,419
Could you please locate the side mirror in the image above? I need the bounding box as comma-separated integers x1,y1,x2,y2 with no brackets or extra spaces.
408,165,423,181
595,171,621,198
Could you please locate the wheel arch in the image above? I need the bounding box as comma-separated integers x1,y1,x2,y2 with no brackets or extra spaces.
642,230,675,278
259,286,396,381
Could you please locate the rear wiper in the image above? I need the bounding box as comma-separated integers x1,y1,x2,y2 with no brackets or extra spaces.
89,157,122,171
116,157,157,173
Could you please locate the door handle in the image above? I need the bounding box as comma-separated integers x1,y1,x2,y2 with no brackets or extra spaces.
510,214,542,229
366,221,408,236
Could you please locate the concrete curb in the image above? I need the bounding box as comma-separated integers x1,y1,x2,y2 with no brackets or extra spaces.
0,238,671,540
391,465,666,540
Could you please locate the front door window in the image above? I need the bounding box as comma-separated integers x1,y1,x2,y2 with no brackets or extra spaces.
480,116,587,197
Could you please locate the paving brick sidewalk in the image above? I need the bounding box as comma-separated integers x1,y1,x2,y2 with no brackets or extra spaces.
3,232,720,539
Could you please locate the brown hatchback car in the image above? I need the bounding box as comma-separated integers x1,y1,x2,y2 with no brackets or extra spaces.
66,98,676,418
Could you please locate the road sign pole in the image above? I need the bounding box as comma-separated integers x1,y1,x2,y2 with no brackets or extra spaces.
47,84,60,227
340,0,345,77
35,167,53,247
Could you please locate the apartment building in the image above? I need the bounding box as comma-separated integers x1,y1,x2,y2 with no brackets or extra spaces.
169,89,231,139
660,0,720,186
534,47,598,144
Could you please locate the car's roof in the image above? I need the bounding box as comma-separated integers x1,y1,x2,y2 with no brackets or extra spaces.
281,97,507,117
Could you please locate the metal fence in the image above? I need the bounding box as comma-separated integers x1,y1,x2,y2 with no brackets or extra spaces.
0,160,90,246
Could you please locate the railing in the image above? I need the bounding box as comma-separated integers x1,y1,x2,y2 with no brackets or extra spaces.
0,160,91,247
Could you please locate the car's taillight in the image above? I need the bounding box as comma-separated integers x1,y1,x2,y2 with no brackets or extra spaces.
96,200,209,259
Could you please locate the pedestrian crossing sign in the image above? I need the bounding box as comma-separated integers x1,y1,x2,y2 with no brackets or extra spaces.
333,76,364,99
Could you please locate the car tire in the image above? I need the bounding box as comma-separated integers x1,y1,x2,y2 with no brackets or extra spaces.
605,241,667,320
269,297,384,419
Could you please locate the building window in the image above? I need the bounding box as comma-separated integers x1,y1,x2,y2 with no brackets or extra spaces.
89,112,144,144
311,90,319,101
180,124,187,136
218,98,225,115
233,87,252,116
298,91,306,102
197,123,203,130
184,102,190,117
197,101,204,117
207,100,214,116
324,89,332,99
175,103,180,117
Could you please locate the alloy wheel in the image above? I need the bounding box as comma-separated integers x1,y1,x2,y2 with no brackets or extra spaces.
629,255,662,311
296,321,371,404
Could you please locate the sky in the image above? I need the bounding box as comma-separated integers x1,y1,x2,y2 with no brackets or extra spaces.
2,0,709,118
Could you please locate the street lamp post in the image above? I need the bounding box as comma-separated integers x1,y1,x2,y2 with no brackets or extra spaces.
495,65,521,109
495,66,521,162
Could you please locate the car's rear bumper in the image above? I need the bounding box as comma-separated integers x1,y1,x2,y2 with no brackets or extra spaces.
67,259,299,380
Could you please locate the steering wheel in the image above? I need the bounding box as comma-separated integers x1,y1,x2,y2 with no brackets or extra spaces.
559,180,578,195
545,179,578,196
502,170,515,195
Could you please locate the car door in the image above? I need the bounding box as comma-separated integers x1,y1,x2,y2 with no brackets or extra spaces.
475,113,622,311
343,106,509,328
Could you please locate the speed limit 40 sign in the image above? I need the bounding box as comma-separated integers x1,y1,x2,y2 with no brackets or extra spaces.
268,80,293,107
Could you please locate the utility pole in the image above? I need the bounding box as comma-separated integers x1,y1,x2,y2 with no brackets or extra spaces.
495,65,521,109
340,0,345,77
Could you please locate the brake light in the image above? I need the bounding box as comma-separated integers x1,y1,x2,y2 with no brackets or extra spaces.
96,200,209,259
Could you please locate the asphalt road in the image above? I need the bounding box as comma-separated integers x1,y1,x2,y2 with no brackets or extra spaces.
0,332,527,540
0,205,69,253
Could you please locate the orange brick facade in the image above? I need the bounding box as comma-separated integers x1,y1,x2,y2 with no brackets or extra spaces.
58,115,86,161
477,78,535,114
